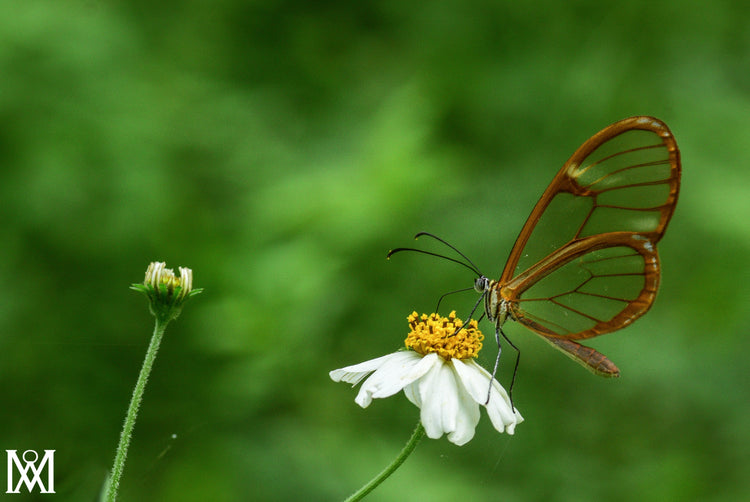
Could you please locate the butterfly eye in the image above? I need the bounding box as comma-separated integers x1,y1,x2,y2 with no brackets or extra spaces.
474,276,489,293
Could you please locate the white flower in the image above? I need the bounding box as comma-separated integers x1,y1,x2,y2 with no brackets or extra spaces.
330,312,523,446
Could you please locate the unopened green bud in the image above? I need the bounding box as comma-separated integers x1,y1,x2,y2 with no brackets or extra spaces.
131,262,202,322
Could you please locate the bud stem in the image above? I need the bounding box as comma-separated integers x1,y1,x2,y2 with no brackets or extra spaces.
105,316,169,502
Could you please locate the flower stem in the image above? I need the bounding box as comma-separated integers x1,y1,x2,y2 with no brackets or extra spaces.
344,421,425,502
105,316,169,501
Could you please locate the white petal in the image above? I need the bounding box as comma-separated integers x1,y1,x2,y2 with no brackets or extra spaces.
418,357,458,440
453,359,523,434
403,354,442,408
329,353,398,385
403,380,420,407
445,362,481,445
416,356,481,445
353,351,432,408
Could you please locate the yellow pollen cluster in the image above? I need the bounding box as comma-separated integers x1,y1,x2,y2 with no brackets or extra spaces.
405,311,483,360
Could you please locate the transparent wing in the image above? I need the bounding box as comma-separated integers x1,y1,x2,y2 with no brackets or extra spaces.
500,116,680,286
499,116,680,342
506,233,659,339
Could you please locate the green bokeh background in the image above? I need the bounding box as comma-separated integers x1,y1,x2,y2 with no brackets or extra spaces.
1,1,748,501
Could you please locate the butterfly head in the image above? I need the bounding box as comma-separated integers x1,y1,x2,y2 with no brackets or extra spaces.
473,275,490,294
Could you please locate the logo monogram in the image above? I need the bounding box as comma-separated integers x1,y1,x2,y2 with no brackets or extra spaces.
6,450,55,494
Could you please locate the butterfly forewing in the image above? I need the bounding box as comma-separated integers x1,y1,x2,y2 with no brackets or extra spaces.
495,117,680,371
501,117,679,281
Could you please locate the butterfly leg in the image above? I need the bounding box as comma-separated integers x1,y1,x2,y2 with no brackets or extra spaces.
486,324,520,411
447,290,487,338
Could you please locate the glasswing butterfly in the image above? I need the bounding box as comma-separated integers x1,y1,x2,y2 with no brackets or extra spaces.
391,116,681,380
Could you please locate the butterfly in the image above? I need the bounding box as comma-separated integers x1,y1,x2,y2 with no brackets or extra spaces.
392,116,681,378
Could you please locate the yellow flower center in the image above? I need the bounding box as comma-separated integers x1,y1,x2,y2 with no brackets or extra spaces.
405,311,483,360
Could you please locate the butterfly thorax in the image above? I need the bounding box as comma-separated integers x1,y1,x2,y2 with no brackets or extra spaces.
476,276,512,327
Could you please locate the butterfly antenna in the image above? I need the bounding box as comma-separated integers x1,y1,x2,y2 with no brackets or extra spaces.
485,325,520,411
387,247,479,276
414,232,483,276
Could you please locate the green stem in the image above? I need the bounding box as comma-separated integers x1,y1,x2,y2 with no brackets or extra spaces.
105,316,169,501
344,422,425,502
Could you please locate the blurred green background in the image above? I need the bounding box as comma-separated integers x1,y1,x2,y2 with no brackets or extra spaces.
1,1,748,501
